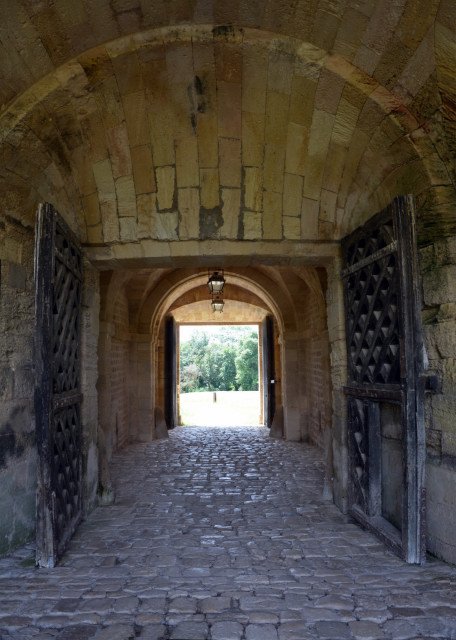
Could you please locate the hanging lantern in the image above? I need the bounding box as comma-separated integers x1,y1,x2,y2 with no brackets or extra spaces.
207,269,225,294
211,294,224,313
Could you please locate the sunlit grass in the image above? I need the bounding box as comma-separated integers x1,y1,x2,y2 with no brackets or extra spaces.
179,390,261,426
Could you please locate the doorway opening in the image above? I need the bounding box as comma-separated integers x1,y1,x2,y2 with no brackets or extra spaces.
178,324,261,426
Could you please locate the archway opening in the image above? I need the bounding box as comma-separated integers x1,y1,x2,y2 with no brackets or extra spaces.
178,323,261,427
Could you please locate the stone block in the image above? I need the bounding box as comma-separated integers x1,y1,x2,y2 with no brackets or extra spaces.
423,264,456,306
219,137,241,187
131,145,156,195
137,194,156,239
268,50,294,95
200,168,220,209
166,43,194,84
265,91,289,147
217,81,242,138
283,173,303,217
289,75,317,127
426,464,456,563
156,212,178,241
197,113,219,168
156,166,176,211
285,123,308,176
116,175,137,216
7,263,26,290
94,77,124,132
211,620,243,640
322,141,346,193
301,197,319,240
242,112,265,167
143,56,169,112
123,90,149,148
319,189,337,223
264,143,285,194
93,159,116,203
244,167,263,212
83,193,101,226
221,188,241,239
243,211,262,240
101,200,119,243
178,187,200,239
106,123,132,178
242,47,268,114
333,98,359,146
111,51,143,95
315,67,346,115
263,191,282,240
87,223,103,245
215,42,242,83
0,366,14,401
283,216,301,240
73,147,97,196
149,109,175,166
169,82,194,139
176,137,199,188
119,217,137,242
303,110,335,200
1,237,22,264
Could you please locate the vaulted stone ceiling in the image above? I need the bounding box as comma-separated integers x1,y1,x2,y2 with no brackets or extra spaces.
1,0,455,253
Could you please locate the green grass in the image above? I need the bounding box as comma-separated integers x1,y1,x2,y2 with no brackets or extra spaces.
179,390,261,426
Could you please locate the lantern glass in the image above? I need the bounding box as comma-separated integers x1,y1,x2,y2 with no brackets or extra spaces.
211,296,224,313
207,270,225,294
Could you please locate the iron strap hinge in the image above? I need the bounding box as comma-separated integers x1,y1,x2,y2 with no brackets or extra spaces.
53,390,83,411
340,240,398,278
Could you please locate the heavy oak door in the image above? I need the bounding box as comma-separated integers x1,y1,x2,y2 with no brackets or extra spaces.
341,195,425,564
164,316,177,429
34,203,83,568
262,315,275,428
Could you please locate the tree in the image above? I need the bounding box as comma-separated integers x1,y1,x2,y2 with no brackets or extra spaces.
180,363,201,392
179,326,259,392
235,332,259,391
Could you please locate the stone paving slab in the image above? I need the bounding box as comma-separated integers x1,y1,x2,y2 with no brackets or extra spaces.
1,426,456,640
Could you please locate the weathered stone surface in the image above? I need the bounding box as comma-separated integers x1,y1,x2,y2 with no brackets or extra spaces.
211,620,243,640
170,621,208,639
245,623,279,640
0,427,456,640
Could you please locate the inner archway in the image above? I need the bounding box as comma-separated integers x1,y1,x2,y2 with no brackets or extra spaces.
97,262,333,501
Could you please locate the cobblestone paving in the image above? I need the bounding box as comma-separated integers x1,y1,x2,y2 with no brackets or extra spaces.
1,426,456,640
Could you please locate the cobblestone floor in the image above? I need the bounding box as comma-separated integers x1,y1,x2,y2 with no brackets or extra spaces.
1,426,456,640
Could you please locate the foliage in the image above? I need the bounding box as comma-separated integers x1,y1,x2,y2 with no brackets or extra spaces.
235,335,259,391
179,326,259,392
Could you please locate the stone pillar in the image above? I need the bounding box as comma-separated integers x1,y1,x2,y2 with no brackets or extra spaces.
282,337,301,441
129,335,154,442
97,319,115,504
326,255,348,511
80,260,100,514
0,219,36,555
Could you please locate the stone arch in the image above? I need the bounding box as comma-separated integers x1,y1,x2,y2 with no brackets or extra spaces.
95,263,331,469
0,24,451,249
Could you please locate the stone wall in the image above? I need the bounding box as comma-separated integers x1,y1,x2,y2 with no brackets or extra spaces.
111,287,130,449
420,237,456,564
0,218,36,555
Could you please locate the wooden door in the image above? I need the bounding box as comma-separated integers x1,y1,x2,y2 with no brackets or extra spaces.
34,203,83,568
164,316,177,429
341,195,425,563
262,315,275,428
